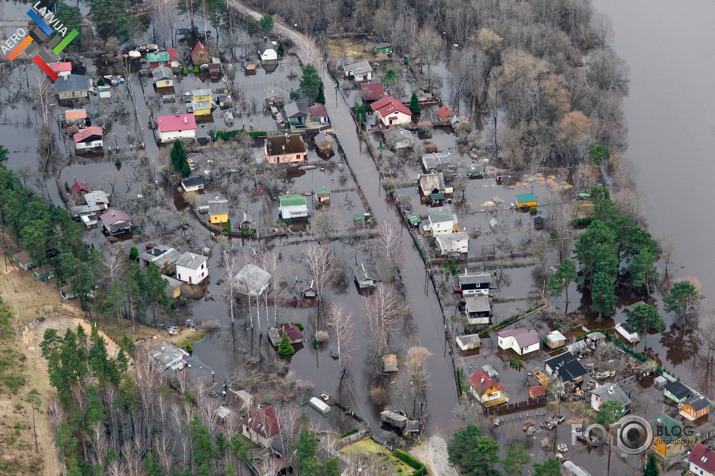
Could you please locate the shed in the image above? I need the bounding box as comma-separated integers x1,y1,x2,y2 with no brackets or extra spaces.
383,354,398,373
353,263,380,289
161,275,182,299
529,385,546,399
235,264,272,296
653,375,668,388
309,397,331,416
230,389,253,411
545,330,567,349
12,251,33,271
533,216,545,230
380,410,408,429
481,364,499,380
33,263,56,281
314,132,334,151
314,188,331,204
456,334,481,351
515,193,537,208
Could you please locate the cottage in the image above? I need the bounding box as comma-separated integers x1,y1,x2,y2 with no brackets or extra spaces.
175,252,208,284
385,127,415,150
208,62,221,79
156,114,197,143
181,176,205,192
664,380,693,404
64,109,87,125
83,191,109,210
161,275,182,299
207,197,229,224
371,96,412,127
258,37,277,61
422,152,452,172
48,61,72,77
73,127,103,151
12,251,33,271
55,74,90,100
681,395,710,421
151,342,187,370
241,406,280,448
314,132,334,151
191,41,211,66
33,263,55,281
529,385,546,399
147,51,171,69
70,181,90,199
383,354,398,373
455,334,481,351
515,193,538,208
361,82,385,103
308,104,329,124
651,413,686,458
437,105,455,124
418,172,452,197
497,328,540,355
191,89,213,116
280,324,304,344
591,384,631,411
468,370,509,407
424,206,457,236
343,60,373,82
314,188,331,204
278,194,308,219
70,205,101,220
544,352,587,382
353,263,380,289
235,264,272,296
138,244,181,273
545,330,567,349
615,322,640,344
689,443,715,476
456,272,492,296
99,209,132,235
264,134,308,164
285,101,310,127
464,295,491,325
436,232,469,255
152,66,174,88
373,43,392,55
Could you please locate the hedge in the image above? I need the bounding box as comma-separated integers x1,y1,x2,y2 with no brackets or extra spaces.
341,428,359,438
213,129,268,141
395,449,427,476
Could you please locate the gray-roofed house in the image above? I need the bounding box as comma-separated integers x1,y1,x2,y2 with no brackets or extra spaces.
424,206,457,236
258,37,277,61
161,275,182,299
419,172,453,197
175,252,208,284
83,191,109,210
151,341,187,370
229,389,253,411
385,127,415,150
562,461,592,476
353,263,380,289
139,244,181,273
436,231,469,255
465,295,491,325
207,198,229,224
681,394,710,420
422,152,452,172
455,334,481,351
457,272,492,296
591,384,631,411
55,74,91,100
235,264,272,296
343,60,373,82
181,176,205,192
152,66,174,88
284,100,310,127
664,380,693,404
481,364,499,380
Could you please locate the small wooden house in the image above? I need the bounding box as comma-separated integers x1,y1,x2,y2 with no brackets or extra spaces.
545,330,567,349
515,193,537,208
680,395,710,421
161,275,182,299
455,334,481,351
373,43,392,55
279,324,304,345
353,263,380,289
314,188,331,205
33,263,55,281
529,385,546,399
191,41,211,67
664,380,693,404
12,251,33,271
650,413,687,458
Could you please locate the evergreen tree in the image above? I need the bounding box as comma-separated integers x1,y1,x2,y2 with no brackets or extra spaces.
591,271,617,319
448,425,499,475
170,139,191,178
533,458,562,476
643,453,660,476
546,258,577,308
299,65,324,102
627,304,665,339
595,400,623,427
55,4,83,48
501,442,530,475
259,13,274,31
409,92,421,114
90,0,133,41
129,246,139,261
225,218,232,236
381,68,399,88
295,429,320,475
0,144,7,163
278,332,295,356
664,280,703,319
316,83,326,104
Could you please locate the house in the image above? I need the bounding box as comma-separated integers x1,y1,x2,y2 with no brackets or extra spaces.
385,127,415,150
468,370,509,407
419,172,452,197
353,263,380,289
99,209,132,234
33,263,55,281
280,324,304,344
207,197,229,224
181,176,205,192
156,114,197,143
152,66,174,88
591,384,631,411
265,85,284,107
167,47,179,65
650,413,686,458
615,322,640,343
422,152,452,172
688,443,715,476
437,105,455,124
55,74,90,100
314,132,334,151
586,331,607,346
545,330,567,349
343,60,373,81
258,37,277,61
84,191,109,210
308,104,329,124
64,109,87,125
497,328,540,355
664,380,693,404
278,194,308,219
97,85,111,99
208,62,221,79
481,365,499,380
73,127,103,151
241,406,280,448
48,61,72,77
147,51,171,69
436,232,469,255
464,295,490,325
529,385,546,399
70,181,90,200
12,251,33,271
371,96,412,127
681,395,710,421
455,334,481,351
373,43,392,55
215,405,233,424
456,272,492,296
191,41,211,66
175,252,208,284
160,275,182,299
235,264,272,296
382,354,398,373
314,188,331,204
361,82,385,103
264,134,307,164
424,206,457,236
138,244,181,273
191,89,213,116
544,351,587,382
151,342,187,370
285,101,310,127
515,193,538,208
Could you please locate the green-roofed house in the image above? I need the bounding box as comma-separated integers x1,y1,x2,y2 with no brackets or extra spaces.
650,413,687,458
147,52,171,68
314,188,331,205
279,194,308,219
515,193,537,208
373,43,392,55
407,213,422,228
353,263,380,289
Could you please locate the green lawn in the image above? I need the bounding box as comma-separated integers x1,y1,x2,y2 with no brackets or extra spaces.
340,438,416,475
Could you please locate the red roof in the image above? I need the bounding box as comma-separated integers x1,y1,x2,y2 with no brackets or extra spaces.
65,109,87,121
689,443,715,473
49,62,72,73
191,41,209,59
308,104,327,118
468,370,504,394
530,385,546,397
361,82,385,101
280,324,304,342
167,48,179,62
70,182,89,194
73,126,103,143
157,114,197,133
242,406,280,439
437,105,454,119
371,96,412,117
100,209,131,226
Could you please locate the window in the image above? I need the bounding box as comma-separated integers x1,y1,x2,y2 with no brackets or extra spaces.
296,155,300,160
201,264,205,269
178,274,181,280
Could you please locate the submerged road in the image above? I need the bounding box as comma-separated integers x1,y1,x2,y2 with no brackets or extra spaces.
229,1,460,436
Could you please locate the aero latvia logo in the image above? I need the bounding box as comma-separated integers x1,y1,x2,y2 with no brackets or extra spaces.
2,3,79,82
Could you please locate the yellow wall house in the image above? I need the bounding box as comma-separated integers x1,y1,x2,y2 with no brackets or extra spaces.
207,198,229,224
515,193,537,208
650,414,688,458
469,370,509,407
191,89,213,116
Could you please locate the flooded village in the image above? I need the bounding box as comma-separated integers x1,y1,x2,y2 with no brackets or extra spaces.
1,0,715,475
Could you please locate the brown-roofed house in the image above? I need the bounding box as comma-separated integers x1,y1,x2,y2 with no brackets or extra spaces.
191,41,211,67
361,82,385,103
529,385,546,399
469,370,509,407
371,96,412,127
70,181,90,199
264,134,307,164
279,324,304,344
240,406,281,448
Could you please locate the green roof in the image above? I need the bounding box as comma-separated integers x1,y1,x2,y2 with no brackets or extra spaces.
515,193,537,203
408,213,422,225
279,195,307,206
314,188,331,195
651,413,682,439
353,213,363,222
430,192,445,201
147,52,170,62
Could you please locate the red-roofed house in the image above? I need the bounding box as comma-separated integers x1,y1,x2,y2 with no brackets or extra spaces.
156,114,197,143
241,406,281,448
689,443,715,476
70,181,90,200
468,370,509,407
371,96,412,127
99,209,132,235
529,385,546,399
48,62,72,78
279,324,304,344
437,105,455,123
361,82,385,103
73,126,103,151
191,41,211,67
497,328,540,355
167,48,179,63
308,104,329,124
64,109,87,124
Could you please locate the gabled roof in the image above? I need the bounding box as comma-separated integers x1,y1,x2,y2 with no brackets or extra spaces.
428,206,454,224
54,74,90,93
374,42,391,49
242,406,280,439
70,181,89,194
353,263,379,283
684,395,710,411
361,82,385,101
515,193,537,203
436,232,468,247
284,101,310,118
530,385,546,397
207,198,229,216
458,273,491,286
280,323,303,342
73,126,103,143
147,51,170,63
65,109,87,121
592,384,631,407
181,176,205,188
545,351,587,381
465,295,490,313
152,65,174,80
167,48,179,61
308,104,328,118
371,96,412,117
84,191,109,208
437,105,454,119
419,172,445,192
139,245,181,266
498,328,540,348
235,264,272,296
314,188,331,195
314,132,333,147
99,209,131,226
689,443,715,472
258,37,276,54
191,41,210,58
343,60,372,75
13,251,32,264
48,61,72,73
386,127,415,144
468,370,504,394
265,134,306,155
175,251,207,270
546,330,567,343
664,380,692,400
157,114,197,133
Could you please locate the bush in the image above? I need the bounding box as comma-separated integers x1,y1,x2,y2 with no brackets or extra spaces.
291,322,304,330
457,368,463,396
278,333,295,356
316,330,329,342
200,319,221,332
341,428,359,438
395,449,426,476
529,206,537,214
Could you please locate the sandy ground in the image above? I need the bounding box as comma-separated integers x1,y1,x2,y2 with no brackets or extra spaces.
408,435,458,476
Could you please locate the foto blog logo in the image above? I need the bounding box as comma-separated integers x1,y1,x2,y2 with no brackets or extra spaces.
2,3,79,81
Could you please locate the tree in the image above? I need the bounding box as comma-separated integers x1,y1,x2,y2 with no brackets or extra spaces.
312,207,342,243
627,250,658,297
25,388,42,453
327,303,354,369
278,332,295,356
316,86,326,105
304,243,334,318
501,442,529,476
409,92,421,115
0,144,7,163
411,25,442,72
591,271,617,319
588,142,610,166
364,284,402,353
299,65,324,102
55,4,83,48
532,458,561,476
259,13,274,32
447,425,499,476
225,218,232,236
295,429,320,475
664,280,703,320
546,259,577,311
129,246,139,261
595,400,624,427
556,110,592,165
627,304,665,342
170,140,191,177
381,69,399,88
643,453,660,476
90,0,135,41
323,457,341,476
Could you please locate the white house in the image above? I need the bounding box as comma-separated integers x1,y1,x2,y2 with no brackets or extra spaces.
424,206,457,236
343,60,373,81
150,342,187,370
156,114,197,143
615,322,640,343
497,328,540,355
591,384,631,411
175,252,208,284
689,443,715,476
258,37,277,61
278,194,308,219
436,231,469,255
370,96,412,127
73,127,103,151
457,272,492,296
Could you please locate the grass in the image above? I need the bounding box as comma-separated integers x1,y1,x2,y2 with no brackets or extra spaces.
0,300,26,394
168,329,207,350
340,438,416,476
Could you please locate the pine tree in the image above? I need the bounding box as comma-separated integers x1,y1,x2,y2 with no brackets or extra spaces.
278,332,295,356
643,453,660,476
409,92,421,114
316,83,326,104
170,139,191,177
225,218,232,236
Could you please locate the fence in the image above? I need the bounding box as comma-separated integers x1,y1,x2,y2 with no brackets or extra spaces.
483,396,549,415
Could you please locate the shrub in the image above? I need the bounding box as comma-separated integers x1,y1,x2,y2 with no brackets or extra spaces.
200,319,221,332
341,428,359,438
278,333,295,356
529,206,537,214
395,449,426,476
186,343,193,353
316,330,329,342
291,322,304,330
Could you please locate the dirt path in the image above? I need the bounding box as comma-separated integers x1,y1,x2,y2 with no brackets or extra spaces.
408,436,458,476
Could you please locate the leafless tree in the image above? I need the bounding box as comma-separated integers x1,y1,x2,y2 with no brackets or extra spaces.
305,243,334,318
364,284,402,353
264,250,283,327
377,221,402,269
222,251,241,325
33,72,55,126
312,207,343,243
404,346,432,418
327,302,354,369
411,25,443,73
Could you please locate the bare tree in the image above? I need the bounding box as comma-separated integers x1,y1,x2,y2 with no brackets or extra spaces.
305,243,335,319
404,346,432,418
264,250,283,327
312,207,343,243
33,72,55,126
364,284,402,353
222,251,241,325
411,25,443,73
377,221,402,269
327,302,354,370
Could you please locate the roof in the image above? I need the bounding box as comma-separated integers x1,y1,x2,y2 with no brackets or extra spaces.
689,443,715,473
278,194,307,206
70,181,89,194
242,406,280,439
456,334,481,346
13,251,32,264
157,114,197,133
280,324,303,342
54,74,89,93
546,330,567,343
99,209,131,226
545,351,587,381
235,264,272,296
371,96,412,117
207,198,229,216
458,273,491,286
152,65,174,80
160,274,182,291
343,60,372,75
167,48,179,61
428,206,454,224
481,364,499,378
619,322,637,335
265,134,307,155
73,127,103,143
420,172,445,192
588,331,607,341
192,88,212,97
465,295,490,313
468,370,504,394
562,461,591,476
684,395,710,411
592,384,631,407
422,152,452,170
84,191,108,208
49,61,72,73
651,413,682,439
374,42,391,49
150,342,186,368
515,193,537,204
181,176,205,188
386,127,415,144
353,263,379,282
258,37,275,54
147,52,170,63
498,328,540,348
530,385,546,397
139,245,181,266
285,101,310,118
314,132,333,147
308,104,328,118
407,213,421,225
437,105,454,119
65,109,87,121
191,41,210,58
437,231,468,246
664,380,692,400
36,263,55,274
383,354,398,372
314,188,331,195
215,405,232,419
175,251,208,270
361,82,385,101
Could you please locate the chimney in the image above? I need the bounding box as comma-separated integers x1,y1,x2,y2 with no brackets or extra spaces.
184,116,187,124
175,111,179,117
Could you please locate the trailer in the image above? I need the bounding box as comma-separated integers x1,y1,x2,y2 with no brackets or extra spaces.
309,397,331,416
